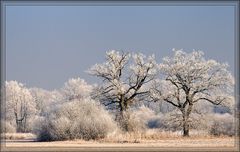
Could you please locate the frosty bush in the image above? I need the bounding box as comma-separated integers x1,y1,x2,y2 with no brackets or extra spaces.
148,111,235,136
148,112,181,131
35,99,117,141
209,113,235,136
119,106,156,133
148,110,210,133
2,120,16,133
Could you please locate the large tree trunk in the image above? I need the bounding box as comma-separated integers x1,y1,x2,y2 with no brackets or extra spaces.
181,103,193,137
117,99,130,131
182,115,190,136
118,109,131,131
16,119,24,133
15,112,26,133
120,110,129,131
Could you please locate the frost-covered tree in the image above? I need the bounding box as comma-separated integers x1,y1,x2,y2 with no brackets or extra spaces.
5,81,36,132
30,88,55,117
88,50,157,130
61,77,93,102
150,49,234,136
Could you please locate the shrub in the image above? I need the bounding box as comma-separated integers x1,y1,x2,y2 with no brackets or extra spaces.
148,110,210,133
34,99,117,141
209,113,235,136
2,121,16,133
148,111,182,131
120,106,156,133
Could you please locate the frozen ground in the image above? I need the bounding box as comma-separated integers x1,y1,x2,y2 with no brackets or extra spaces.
1,132,238,151
2,137,238,152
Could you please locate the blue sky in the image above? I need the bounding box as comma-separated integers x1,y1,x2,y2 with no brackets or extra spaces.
6,4,235,90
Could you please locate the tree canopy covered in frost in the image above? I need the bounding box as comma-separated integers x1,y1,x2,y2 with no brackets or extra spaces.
5,81,36,132
88,50,158,131
88,50,157,114
150,49,234,136
60,77,93,101
30,88,56,117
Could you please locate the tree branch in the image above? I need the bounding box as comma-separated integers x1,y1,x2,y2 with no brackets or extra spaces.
193,97,225,105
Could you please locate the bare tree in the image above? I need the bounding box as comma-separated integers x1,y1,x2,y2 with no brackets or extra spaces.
150,49,234,136
88,50,157,130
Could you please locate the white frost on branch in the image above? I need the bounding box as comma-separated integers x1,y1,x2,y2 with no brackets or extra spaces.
152,49,234,107
150,49,234,136
61,77,93,101
88,50,158,113
5,81,36,132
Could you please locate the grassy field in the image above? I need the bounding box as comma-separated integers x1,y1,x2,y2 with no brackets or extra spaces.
4,137,236,147
1,132,239,151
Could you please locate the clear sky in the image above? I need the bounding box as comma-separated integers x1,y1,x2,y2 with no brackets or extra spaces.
6,4,235,90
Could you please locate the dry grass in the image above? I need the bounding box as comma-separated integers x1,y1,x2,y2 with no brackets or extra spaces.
3,130,237,150
98,129,232,143
4,137,236,149
3,131,237,152
2,133,36,140
2,129,233,143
